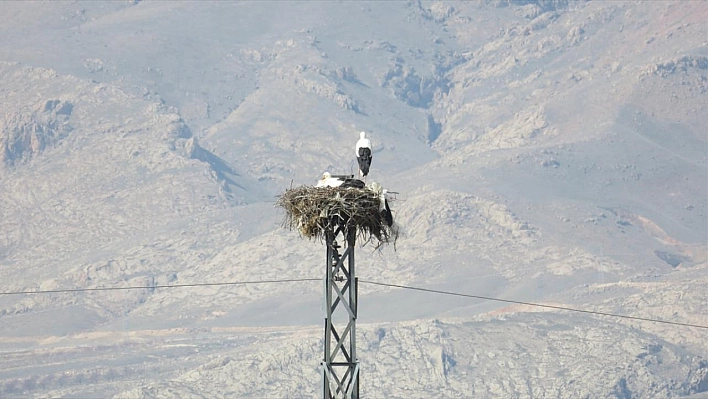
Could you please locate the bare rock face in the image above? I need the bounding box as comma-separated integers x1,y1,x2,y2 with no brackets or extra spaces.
642,55,708,78
0,99,73,166
380,62,449,109
0,1,705,397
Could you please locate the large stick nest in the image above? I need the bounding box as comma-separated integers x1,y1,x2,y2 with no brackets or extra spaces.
276,185,398,248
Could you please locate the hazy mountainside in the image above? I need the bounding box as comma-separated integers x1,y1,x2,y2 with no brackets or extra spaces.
0,0,706,397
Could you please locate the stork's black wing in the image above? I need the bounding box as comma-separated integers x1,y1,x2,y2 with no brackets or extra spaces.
381,199,393,226
357,147,372,176
340,178,365,189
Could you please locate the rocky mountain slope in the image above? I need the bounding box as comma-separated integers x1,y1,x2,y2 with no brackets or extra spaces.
0,0,706,397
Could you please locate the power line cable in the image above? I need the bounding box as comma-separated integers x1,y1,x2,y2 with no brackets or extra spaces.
1,277,705,330
359,279,708,330
0,278,320,296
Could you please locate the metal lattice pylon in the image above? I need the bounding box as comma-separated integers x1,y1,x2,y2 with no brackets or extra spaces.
322,225,359,399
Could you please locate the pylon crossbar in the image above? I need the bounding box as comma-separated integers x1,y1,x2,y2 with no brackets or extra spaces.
330,323,353,362
331,280,350,310
329,326,352,364
345,364,360,396
332,246,352,275
330,325,345,358
323,365,346,397
340,368,354,394
332,283,355,319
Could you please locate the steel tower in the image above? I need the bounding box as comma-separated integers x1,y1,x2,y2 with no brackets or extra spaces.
322,224,359,399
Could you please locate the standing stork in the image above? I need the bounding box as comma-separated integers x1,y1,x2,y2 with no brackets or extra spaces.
355,131,372,179
369,182,393,227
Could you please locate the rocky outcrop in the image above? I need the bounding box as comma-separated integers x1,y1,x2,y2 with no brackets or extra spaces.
1,99,73,165
641,55,708,78
380,63,448,109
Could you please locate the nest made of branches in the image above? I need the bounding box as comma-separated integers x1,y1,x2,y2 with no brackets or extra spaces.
276,185,398,248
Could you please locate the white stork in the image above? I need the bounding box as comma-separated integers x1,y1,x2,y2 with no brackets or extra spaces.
369,182,393,227
316,172,365,188
355,131,372,179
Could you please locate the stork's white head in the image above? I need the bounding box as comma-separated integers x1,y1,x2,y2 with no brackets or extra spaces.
360,131,366,140
369,181,383,194
322,172,332,180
